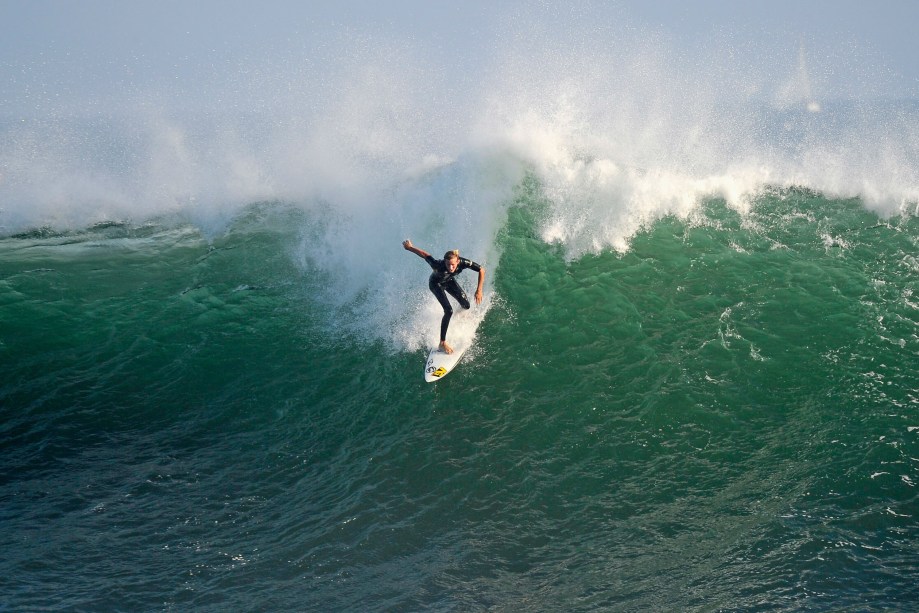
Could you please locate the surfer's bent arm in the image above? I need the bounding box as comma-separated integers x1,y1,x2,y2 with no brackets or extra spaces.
475,266,485,304
402,239,430,259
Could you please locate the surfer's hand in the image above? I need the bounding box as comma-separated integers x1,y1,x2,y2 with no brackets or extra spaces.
402,239,413,250
475,289,483,304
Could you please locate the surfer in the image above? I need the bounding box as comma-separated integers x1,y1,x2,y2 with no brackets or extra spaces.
402,239,485,354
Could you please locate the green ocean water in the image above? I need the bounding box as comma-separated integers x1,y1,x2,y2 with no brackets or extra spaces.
1,181,917,610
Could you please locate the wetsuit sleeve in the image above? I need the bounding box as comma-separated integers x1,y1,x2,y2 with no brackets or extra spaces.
460,257,481,272
425,255,438,270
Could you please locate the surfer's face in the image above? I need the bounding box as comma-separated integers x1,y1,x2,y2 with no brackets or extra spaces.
446,257,459,272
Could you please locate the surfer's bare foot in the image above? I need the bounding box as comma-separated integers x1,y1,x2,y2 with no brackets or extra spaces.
439,341,454,354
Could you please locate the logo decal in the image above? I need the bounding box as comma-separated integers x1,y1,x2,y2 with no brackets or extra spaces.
431,367,447,378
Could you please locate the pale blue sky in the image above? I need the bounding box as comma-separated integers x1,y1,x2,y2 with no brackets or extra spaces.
2,0,918,115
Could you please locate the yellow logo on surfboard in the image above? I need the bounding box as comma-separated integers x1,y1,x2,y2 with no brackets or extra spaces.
431,367,447,378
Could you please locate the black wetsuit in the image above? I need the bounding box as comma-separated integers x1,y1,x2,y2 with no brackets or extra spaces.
425,255,482,342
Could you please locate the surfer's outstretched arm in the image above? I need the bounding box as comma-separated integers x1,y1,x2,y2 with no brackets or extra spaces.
475,266,485,304
402,239,430,259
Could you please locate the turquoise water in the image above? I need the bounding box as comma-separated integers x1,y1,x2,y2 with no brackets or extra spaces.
2,179,917,610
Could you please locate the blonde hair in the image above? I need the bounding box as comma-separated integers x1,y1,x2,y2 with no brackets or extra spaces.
444,249,459,260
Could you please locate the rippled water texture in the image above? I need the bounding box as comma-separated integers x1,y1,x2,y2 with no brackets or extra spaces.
2,187,917,610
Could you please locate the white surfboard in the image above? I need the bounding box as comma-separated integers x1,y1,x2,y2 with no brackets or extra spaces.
424,338,470,382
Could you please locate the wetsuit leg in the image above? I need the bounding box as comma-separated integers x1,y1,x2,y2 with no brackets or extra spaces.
429,279,453,342
444,278,471,310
